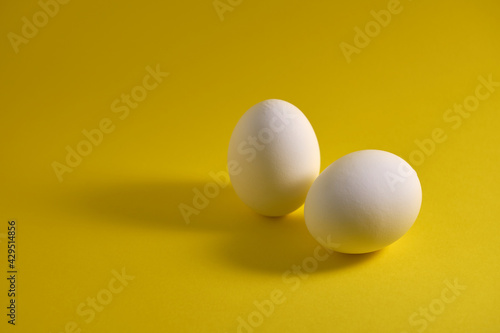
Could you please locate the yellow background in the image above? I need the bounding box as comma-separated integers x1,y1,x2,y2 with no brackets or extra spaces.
1,0,499,332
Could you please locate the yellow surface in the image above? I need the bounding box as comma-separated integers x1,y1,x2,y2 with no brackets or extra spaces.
1,0,499,332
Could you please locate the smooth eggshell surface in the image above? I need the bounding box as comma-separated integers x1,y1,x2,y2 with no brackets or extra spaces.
304,150,422,254
228,99,320,216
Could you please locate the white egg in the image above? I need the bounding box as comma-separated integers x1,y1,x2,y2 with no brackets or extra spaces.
228,99,320,216
305,150,422,254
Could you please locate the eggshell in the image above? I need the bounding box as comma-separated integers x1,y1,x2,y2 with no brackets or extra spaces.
228,99,320,216
304,150,422,253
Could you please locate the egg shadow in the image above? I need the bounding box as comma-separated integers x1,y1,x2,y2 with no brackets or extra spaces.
62,179,379,274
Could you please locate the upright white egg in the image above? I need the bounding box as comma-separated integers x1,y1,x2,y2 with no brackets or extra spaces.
228,99,320,216
305,150,422,254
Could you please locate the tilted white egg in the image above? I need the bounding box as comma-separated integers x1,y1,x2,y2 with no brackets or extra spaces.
305,150,422,254
228,99,320,216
